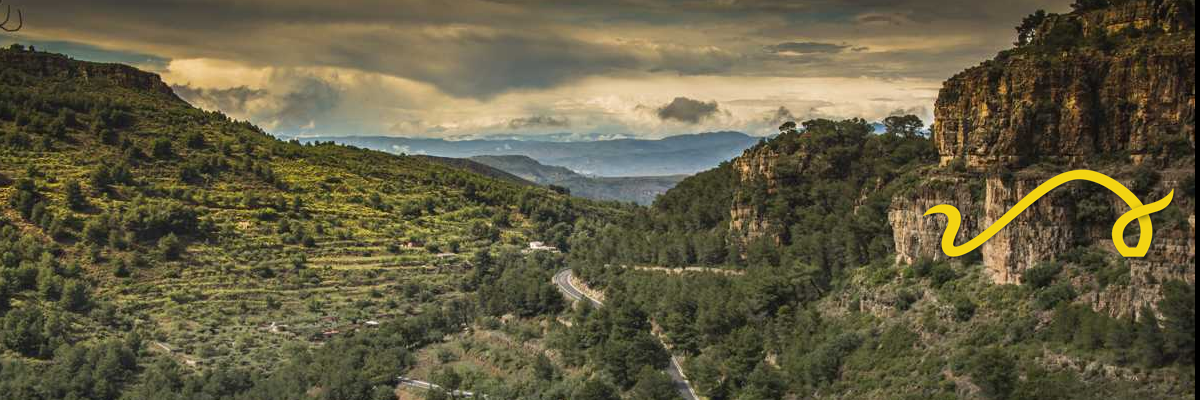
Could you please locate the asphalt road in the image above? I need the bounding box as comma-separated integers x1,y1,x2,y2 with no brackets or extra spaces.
396,377,481,398
552,269,700,400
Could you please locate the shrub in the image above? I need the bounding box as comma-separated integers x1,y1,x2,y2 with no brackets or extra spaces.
1036,283,1076,310
157,233,183,260
64,180,87,210
1129,165,1160,194
928,262,958,288
151,137,173,159
954,298,978,322
1022,261,1062,289
894,289,919,311
184,132,206,149
910,258,934,278
966,347,1018,399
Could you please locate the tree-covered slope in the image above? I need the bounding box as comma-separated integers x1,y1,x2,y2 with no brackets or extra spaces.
0,45,627,399
558,1,1196,399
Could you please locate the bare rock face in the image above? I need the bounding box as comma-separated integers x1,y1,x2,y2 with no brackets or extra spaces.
890,0,1195,309
892,168,1194,315
977,176,1079,284
933,0,1195,168
729,146,778,243
888,176,980,266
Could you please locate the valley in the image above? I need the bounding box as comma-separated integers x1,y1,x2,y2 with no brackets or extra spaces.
469,155,688,205
0,0,1195,399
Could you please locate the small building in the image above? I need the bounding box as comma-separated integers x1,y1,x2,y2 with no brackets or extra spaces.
525,241,559,253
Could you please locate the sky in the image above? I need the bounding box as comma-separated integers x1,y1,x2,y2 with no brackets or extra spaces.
5,0,1071,140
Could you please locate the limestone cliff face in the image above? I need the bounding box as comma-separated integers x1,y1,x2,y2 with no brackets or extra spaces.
933,0,1195,167
892,171,1194,287
729,146,778,243
890,0,1196,314
0,48,179,99
889,177,980,266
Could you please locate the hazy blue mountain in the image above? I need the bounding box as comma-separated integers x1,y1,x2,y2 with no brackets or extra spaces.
298,131,761,176
470,155,687,205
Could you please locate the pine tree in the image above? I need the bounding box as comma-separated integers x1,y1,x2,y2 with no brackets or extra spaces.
630,367,681,400
1134,307,1166,367
1159,280,1195,364
64,180,87,210
59,279,89,312
573,378,620,400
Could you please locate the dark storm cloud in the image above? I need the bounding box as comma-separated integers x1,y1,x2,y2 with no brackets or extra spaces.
855,14,910,25
172,85,267,115
274,77,340,129
19,0,739,99
508,116,571,130
174,76,339,132
14,0,1074,137
21,0,1073,97
764,42,851,54
654,97,720,124
765,106,796,126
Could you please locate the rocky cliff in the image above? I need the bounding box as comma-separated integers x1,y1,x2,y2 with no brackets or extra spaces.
0,47,179,99
729,146,778,243
934,0,1194,168
890,0,1195,314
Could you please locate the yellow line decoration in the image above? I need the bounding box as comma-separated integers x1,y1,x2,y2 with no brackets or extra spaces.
924,170,1174,258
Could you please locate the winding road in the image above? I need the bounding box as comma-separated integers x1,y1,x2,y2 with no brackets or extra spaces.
553,269,700,400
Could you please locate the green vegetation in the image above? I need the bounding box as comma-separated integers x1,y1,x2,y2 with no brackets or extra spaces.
0,0,1195,396
568,118,937,277
0,47,627,399
554,99,1193,398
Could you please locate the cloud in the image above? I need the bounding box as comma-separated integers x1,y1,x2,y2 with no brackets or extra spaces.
764,41,851,55
653,97,721,124
888,106,929,118
171,85,267,115
855,13,915,26
173,73,338,133
507,116,571,130
764,106,796,127
17,0,1067,139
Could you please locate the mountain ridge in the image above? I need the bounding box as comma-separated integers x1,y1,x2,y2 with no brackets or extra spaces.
469,155,687,204
299,131,762,176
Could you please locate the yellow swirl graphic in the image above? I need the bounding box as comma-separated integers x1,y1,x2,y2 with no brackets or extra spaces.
924,170,1174,258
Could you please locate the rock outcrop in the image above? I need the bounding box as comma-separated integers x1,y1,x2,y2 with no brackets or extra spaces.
729,146,778,243
890,0,1195,314
0,47,179,99
892,170,1194,287
933,0,1195,168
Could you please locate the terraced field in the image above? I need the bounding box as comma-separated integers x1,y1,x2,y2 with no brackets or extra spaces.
1,48,628,392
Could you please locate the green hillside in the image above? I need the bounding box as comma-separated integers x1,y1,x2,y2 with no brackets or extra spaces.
0,46,629,399
558,1,1197,399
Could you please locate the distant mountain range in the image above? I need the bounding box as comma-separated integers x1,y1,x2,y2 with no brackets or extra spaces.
298,131,762,177
470,155,687,205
